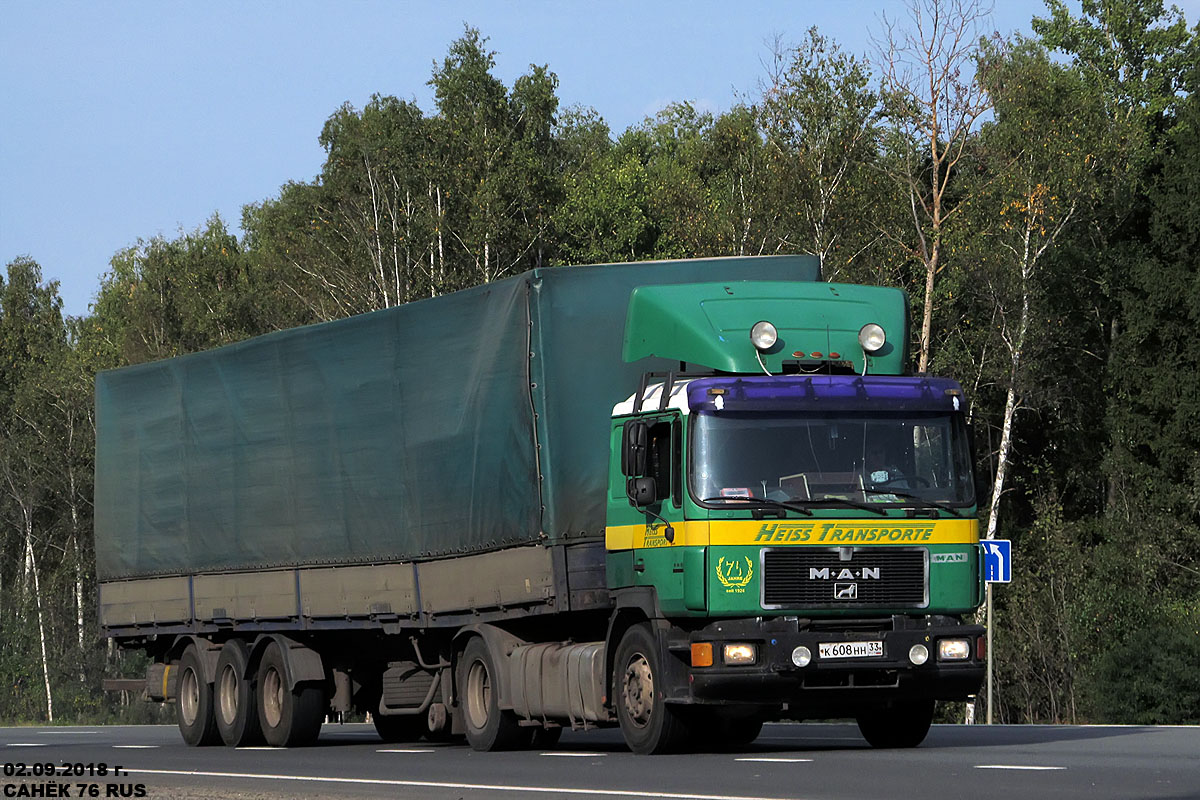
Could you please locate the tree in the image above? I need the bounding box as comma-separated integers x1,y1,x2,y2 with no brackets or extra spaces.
0,257,70,722
876,0,995,372
760,27,882,277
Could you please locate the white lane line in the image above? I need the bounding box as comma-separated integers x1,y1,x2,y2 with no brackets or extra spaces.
236,746,286,751
113,745,159,749
377,748,435,753
541,752,607,757
6,743,47,747
975,765,1066,771
735,758,814,763
126,767,811,800
38,730,100,735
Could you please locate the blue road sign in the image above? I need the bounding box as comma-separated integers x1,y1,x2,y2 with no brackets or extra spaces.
983,539,1012,583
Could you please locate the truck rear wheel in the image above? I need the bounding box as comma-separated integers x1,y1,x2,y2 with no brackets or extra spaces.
176,645,220,746
214,641,262,747
458,637,524,751
613,624,690,754
256,642,326,747
856,699,936,748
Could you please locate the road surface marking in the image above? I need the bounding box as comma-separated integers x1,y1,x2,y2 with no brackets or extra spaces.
975,765,1066,771
377,748,435,753
37,730,99,735
113,745,159,749
541,752,608,757
127,767,813,800
735,758,814,763
236,746,285,751
6,743,47,747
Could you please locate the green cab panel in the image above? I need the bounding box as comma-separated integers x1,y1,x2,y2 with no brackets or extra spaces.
622,281,908,375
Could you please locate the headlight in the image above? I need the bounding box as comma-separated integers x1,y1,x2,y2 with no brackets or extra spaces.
858,323,886,353
908,644,930,665
723,643,757,665
937,639,971,661
791,646,812,668
750,321,778,351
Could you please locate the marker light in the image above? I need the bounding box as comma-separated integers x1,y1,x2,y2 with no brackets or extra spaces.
723,643,757,665
750,321,778,351
691,643,714,667
908,644,930,666
791,646,812,668
937,639,971,661
858,323,886,353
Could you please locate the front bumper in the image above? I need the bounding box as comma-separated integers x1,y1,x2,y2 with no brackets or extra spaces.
682,616,984,712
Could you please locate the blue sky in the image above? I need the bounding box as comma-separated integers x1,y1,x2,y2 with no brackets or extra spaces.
2,1,1196,318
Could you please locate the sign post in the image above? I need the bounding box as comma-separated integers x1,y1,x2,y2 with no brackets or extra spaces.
982,539,1012,724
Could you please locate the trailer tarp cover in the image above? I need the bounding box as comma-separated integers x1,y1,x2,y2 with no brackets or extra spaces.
94,255,819,579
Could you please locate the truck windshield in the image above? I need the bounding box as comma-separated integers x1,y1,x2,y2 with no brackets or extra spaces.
691,411,974,510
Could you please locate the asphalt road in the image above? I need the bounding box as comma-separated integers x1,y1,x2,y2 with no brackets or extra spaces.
2,721,1197,800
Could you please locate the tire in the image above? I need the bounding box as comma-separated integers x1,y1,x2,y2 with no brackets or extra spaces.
457,637,525,751
613,624,691,754
529,725,563,749
176,645,220,747
717,713,764,749
214,641,263,747
373,713,425,743
856,699,936,748
255,642,326,747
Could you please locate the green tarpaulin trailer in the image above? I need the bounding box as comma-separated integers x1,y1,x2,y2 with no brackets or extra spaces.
94,255,820,581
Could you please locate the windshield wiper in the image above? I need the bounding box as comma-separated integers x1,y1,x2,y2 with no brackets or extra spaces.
701,496,813,516
861,488,963,517
785,495,888,517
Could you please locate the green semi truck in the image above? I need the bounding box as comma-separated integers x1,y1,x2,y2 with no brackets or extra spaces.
95,254,984,754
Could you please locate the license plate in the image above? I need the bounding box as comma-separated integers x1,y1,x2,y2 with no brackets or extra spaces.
819,640,884,659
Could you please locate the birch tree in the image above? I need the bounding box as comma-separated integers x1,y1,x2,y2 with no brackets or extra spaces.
876,0,994,372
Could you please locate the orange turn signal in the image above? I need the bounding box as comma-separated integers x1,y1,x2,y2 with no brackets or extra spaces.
691,642,714,667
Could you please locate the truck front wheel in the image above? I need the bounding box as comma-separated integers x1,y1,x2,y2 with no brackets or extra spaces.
613,624,690,754
458,637,524,751
255,642,326,747
176,646,220,746
856,699,936,748
214,640,262,747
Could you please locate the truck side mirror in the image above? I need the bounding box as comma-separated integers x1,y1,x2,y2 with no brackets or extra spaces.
627,476,657,508
621,421,648,476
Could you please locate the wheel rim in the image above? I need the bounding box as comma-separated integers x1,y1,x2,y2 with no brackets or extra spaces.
621,652,654,729
262,665,284,728
179,667,199,727
218,664,239,726
465,659,491,730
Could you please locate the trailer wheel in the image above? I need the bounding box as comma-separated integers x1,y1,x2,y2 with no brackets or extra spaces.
214,641,262,747
373,713,424,743
856,699,935,748
176,646,220,746
613,624,690,754
256,642,325,747
458,637,524,751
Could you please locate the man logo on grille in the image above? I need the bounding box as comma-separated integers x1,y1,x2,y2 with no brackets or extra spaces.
834,583,858,600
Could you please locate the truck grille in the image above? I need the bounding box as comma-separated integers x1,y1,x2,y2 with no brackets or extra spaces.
761,548,927,608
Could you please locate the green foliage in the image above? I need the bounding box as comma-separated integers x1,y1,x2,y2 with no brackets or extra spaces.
1090,613,1200,724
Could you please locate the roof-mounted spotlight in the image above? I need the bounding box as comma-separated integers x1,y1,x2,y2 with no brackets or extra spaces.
858,323,886,354
750,321,778,352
